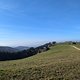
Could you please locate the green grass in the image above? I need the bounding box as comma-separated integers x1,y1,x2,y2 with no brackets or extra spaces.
0,44,80,80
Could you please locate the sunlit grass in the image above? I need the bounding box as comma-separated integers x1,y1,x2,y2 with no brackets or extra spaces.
0,44,80,80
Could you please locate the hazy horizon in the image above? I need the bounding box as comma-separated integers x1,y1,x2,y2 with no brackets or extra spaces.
0,0,80,46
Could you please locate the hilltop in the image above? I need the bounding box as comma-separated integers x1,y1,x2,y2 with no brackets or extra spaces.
0,44,80,80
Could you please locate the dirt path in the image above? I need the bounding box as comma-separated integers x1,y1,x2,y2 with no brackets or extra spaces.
71,45,80,50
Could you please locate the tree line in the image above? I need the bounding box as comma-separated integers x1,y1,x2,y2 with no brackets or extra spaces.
0,42,56,61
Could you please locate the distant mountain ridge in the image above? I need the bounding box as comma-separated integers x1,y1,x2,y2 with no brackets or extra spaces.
0,46,18,53
0,46,30,53
15,46,30,51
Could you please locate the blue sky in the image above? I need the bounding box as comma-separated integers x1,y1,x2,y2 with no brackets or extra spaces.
0,0,80,46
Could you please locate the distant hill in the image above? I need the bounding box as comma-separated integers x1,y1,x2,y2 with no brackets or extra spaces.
0,46,18,53
15,46,30,51
0,46,30,53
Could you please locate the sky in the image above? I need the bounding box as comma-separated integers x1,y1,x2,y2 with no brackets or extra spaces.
0,0,80,46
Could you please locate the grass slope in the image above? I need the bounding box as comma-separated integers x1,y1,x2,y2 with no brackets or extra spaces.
0,44,80,80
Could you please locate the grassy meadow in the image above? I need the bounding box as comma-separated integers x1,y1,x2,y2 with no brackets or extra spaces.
0,44,80,80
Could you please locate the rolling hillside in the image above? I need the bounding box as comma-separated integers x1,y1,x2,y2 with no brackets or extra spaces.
0,44,80,80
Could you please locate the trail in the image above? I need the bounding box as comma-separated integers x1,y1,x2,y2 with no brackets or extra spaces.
71,45,80,50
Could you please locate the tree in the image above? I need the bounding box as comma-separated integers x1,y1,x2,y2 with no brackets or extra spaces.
52,41,56,45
